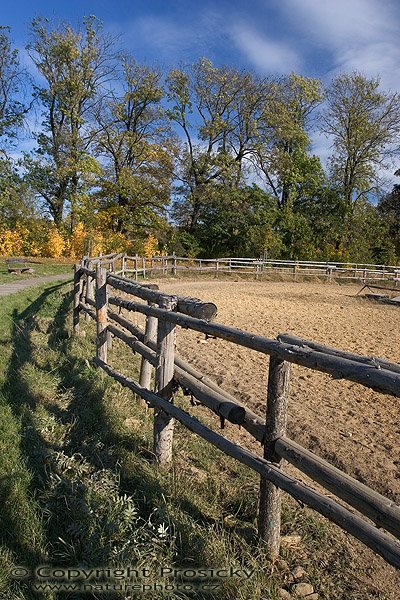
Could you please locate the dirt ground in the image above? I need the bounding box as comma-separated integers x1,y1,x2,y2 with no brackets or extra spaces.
157,278,400,505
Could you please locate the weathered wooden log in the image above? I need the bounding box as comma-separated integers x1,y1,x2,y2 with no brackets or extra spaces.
108,310,259,429
80,266,95,278
259,357,291,556
275,437,400,539
108,296,400,398
79,301,96,320
138,303,158,407
107,322,246,426
278,333,400,374
85,297,96,308
73,264,82,335
107,274,217,320
154,296,177,466
95,266,108,363
92,357,400,570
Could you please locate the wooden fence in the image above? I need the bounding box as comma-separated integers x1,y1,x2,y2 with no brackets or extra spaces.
73,256,400,569
84,252,400,284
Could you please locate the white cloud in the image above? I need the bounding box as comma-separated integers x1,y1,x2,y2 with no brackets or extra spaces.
230,24,300,73
277,0,400,89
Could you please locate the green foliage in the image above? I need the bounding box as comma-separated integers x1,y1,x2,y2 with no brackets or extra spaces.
324,72,400,216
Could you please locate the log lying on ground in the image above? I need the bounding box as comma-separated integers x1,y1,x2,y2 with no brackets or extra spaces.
108,296,400,398
93,357,400,570
107,274,217,320
278,333,400,374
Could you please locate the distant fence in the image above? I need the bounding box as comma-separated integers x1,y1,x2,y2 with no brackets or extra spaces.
85,253,400,284
73,255,400,568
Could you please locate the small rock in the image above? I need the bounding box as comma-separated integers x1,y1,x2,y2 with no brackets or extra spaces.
292,582,314,597
292,566,306,581
278,589,292,599
276,559,289,571
306,595,319,600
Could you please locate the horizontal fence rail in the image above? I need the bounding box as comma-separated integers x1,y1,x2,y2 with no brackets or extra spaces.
82,252,400,285
74,256,400,569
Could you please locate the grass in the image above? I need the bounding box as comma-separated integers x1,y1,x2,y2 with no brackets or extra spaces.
0,257,73,284
0,282,396,599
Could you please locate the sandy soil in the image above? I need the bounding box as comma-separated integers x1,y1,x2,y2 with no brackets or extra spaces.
157,279,400,505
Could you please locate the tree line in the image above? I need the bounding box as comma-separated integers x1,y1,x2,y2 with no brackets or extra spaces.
0,17,399,262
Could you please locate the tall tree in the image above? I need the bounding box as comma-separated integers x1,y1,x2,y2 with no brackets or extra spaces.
252,73,323,211
93,55,173,236
167,58,266,232
24,16,114,226
323,72,400,214
0,26,33,231
0,26,29,149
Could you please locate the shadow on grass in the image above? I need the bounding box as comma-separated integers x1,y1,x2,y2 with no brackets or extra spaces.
1,282,212,586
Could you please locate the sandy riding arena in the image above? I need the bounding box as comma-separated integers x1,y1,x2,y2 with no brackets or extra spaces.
159,279,400,504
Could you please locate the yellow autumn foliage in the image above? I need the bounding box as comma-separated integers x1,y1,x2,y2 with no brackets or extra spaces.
44,227,65,258
69,222,87,259
0,229,24,255
143,234,159,257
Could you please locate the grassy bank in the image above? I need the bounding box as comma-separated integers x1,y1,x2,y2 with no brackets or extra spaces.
0,282,396,599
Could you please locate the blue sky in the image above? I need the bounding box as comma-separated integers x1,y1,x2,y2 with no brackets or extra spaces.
4,0,399,86
3,0,400,180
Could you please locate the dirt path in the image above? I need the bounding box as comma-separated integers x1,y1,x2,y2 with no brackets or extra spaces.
0,273,72,297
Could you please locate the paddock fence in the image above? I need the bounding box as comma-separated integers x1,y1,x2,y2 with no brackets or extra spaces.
84,253,400,285
73,255,400,569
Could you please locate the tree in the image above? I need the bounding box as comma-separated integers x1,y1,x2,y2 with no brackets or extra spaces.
93,55,174,237
378,182,400,258
191,185,278,257
252,73,323,210
24,16,114,226
167,58,266,232
0,26,29,149
323,72,400,216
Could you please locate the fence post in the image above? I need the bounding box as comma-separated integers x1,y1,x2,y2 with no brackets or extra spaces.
138,302,158,406
142,257,146,279
95,265,108,363
73,263,82,335
82,259,90,322
258,355,291,557
172,253,177,276
153,295,177,466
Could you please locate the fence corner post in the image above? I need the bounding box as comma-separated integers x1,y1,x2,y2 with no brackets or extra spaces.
73,263,82,335
153,295,177,466
95,265,108,364
258,354,291,558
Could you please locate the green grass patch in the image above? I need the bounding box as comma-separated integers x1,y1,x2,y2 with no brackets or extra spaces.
0,257,72,284
0,283,395,599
